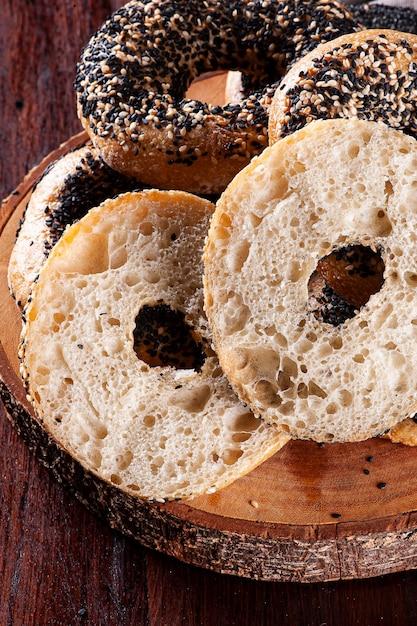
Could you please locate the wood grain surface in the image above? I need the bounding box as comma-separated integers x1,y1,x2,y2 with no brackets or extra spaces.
2,1,417,624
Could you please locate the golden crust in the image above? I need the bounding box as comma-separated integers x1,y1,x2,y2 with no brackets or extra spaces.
386,418,417,446
81,102,258,196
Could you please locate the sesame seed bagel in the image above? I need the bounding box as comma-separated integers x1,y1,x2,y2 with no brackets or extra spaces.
269,29,417,144
20,189,289,501
74,0,362,195
8,145,139,308
203,118,417,443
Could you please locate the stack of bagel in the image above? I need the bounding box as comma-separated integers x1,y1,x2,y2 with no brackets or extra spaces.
9,0,417,503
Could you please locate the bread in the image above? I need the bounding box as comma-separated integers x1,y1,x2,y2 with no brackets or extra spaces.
20,189,289,501
203,118,417,443
268,29,417,145
8,144,139,308
74,0,361,195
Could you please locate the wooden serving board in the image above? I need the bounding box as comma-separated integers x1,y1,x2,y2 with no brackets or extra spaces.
2,73,417,583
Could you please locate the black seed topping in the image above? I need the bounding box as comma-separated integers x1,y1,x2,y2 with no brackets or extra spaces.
308,270,357,327
351,4,417,35
41,148,140,255
278,33,417,141
133,303,206,371
74,0,361,174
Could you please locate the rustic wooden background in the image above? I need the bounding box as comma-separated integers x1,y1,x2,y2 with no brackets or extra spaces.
2,1,417,623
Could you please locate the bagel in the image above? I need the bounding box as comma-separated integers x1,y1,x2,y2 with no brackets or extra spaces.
203,118,417,443
8,145,139,308
74,0,362,195
19,189,289,501
269,29,417,144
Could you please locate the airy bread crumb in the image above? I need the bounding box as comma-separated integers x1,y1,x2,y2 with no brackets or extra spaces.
20,189,289,500
204,118,417,443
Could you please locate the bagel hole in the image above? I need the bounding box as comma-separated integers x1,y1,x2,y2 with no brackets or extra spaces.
133,303,206,371
308,244,385,326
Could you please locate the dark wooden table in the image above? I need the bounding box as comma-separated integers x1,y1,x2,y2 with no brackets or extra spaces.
2,1,417,624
